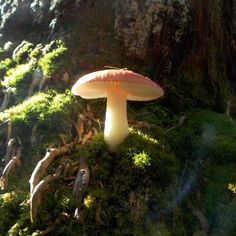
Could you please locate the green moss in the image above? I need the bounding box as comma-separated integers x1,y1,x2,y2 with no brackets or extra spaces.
3,62,34,87
38,41,68,78
13,41,34,64
29,45,43,60
0,191,29,235
0,90,77,141
0,58,15,78
200,163,236,235
164,67,215,111
0,92,51,123
167,109,236,164
6,128,175,235
0,47,7,60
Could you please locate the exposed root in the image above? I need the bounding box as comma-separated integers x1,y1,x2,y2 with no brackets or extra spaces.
225,99,232,118
30,124,38,145
27,68,45,97
6,118,12,144
30,165,63,224
133,120,151,129
188,203,210,233
29,103,99,225
0,148,21,190
35,213,70,235
0,87,15,111
81,127,98,144
162,115,186,149
95,201,104,225
5,138,15,165
29,146,71,194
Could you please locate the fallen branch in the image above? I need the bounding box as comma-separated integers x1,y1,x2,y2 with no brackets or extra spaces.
30,165,63,224
0,148,21,190
29,146,71,194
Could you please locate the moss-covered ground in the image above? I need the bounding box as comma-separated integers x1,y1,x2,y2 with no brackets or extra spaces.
0,2,235,234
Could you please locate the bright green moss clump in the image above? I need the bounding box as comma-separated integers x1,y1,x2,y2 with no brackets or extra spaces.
38,41,68,78
13,41,34,64
0,90,77,140
0,58,14,78
3,62,34,87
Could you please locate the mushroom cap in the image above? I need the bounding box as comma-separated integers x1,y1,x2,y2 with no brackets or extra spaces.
71,69,164,101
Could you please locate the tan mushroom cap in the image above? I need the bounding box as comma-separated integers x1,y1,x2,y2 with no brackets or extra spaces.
71,69,164,101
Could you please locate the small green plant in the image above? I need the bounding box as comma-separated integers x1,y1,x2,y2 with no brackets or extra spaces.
132,151,151,169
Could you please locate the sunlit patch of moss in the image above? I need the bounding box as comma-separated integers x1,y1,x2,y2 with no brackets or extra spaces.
0,90,76,124
29,45,42,59
132,151,151,169
129,128,158,144
38,41,67,78
3,62,34,87
1,192,15,203
0,190,29,234
84,194,95,208
13,41,34,63
0,58,14,78
0,90,77,143
228,183,236,194
0,92,51,124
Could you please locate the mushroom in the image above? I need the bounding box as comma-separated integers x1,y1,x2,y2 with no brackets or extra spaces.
71,69,164,151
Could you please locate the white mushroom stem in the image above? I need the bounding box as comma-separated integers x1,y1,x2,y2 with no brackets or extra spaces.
104,88,129,151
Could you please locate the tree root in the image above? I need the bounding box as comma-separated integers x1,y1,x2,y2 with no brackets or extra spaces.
95,201,104,225
5,138,15,165
188,203,210,233
0,148,21,190
29,146,72,195
30,165,63,224
0,87,15,111
29,103,99,225
35,213,70,235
